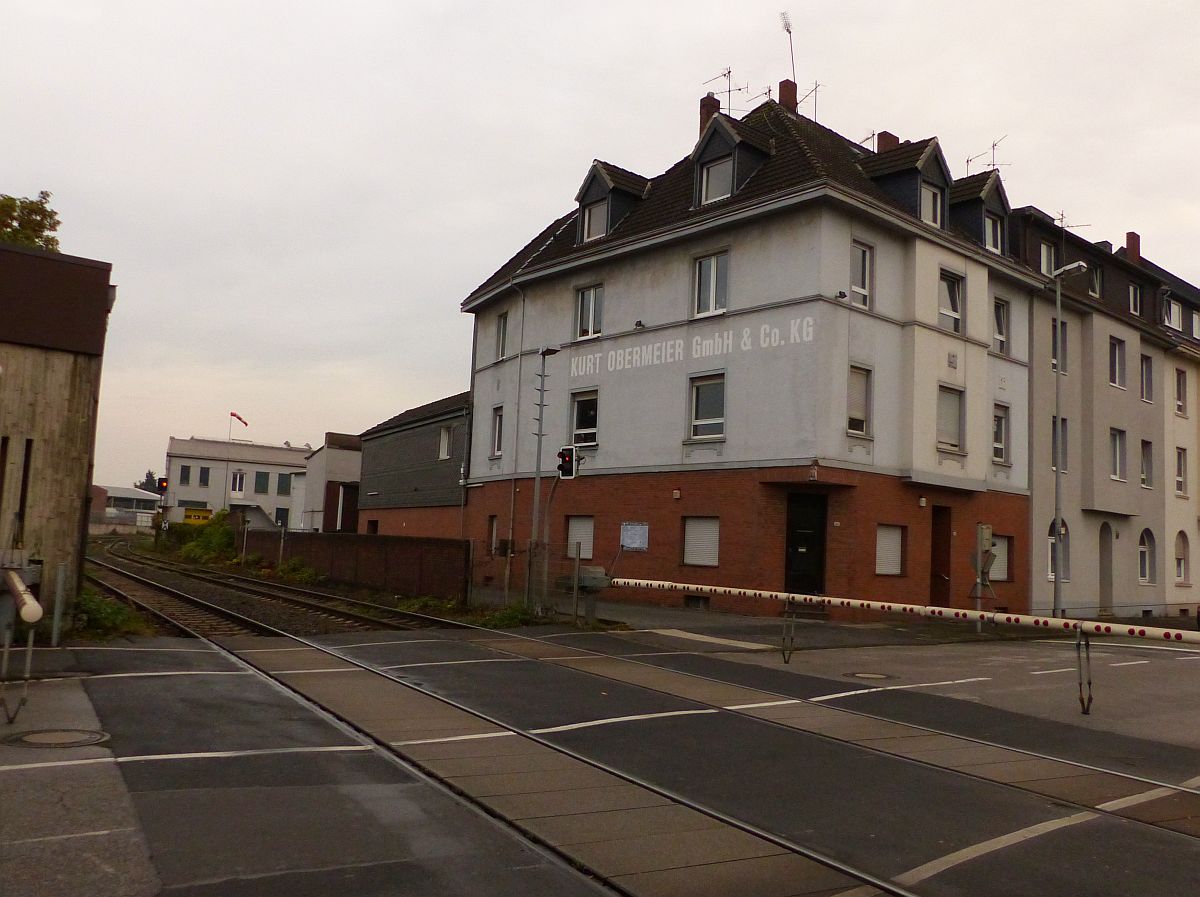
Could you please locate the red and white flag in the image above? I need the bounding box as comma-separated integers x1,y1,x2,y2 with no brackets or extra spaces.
230,411,248,427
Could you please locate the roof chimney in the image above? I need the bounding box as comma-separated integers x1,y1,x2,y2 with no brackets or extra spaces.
877,131,900,153
700,92,720,137
1094,240,1113,254
1126,231,1141,265
778,79,797,113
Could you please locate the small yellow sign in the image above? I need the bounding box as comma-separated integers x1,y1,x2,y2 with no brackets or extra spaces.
182,507,213,524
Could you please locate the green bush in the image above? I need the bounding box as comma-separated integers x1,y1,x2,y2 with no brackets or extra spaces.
178,510,236,564
71,588,153,638
278,557,320,585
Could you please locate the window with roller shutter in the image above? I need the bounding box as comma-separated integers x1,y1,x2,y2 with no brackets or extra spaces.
990,535,1011,582
848,366,870,435
683,517,719,566
936,386,963,451
566,516,594,559
875,525,903,575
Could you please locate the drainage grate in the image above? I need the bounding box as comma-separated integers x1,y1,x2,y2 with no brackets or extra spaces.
846,672,892,680
3,729,110,749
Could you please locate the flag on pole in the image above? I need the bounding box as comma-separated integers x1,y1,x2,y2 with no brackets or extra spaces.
230,411,248,427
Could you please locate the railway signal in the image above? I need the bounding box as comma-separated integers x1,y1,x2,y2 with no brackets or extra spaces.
556,446,577,480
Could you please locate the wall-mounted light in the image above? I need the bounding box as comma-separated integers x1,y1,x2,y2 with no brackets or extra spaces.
919,496,927,508
672,489,681,500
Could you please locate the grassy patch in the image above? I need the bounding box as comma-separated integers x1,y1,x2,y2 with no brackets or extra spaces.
71,588,155,639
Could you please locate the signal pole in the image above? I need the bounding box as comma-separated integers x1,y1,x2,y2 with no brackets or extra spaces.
526,347,558,608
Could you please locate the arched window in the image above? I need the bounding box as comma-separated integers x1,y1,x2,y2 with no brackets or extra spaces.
1176,531,1190,583
1047,519,1070,582
1139,529,1157,584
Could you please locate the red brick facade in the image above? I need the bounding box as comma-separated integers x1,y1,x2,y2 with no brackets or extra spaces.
357,505,466,538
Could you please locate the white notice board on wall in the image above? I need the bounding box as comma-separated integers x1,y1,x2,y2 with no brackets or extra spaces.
620,522,649,551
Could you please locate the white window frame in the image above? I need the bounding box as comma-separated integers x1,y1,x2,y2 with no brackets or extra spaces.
1166,298,1183,331
936,385,964,452
920,182,943,227
1108,337,1125,388
490,407,504,457
438,425,452,461
1040,241,1057,276
991,535,1012,582
1141,440,1153,488
1139,530,1156,584
694,252,729,317
1089,265,1103,298
1177,447,1188,496
875,525,904,575
1140,354,1153,402
582,199,607,241
1176,532,1190,583
683,516,720,566
575,285,603,340
1051,318,1067,372
1052,415,1068,472
992,299,1009,355
848,365,871,436
571,391,598,446
938,272,962,334
1110,428,1127,481
850,242,873,307
689,374,726,439
1129,283,1143,315
1193,310,1200,338
1047,519,1070,582
230,471,246,498
992,404,1009,463
1177,368,1188,416
984,214,1002,253
495,312,508,360
701,157,733,204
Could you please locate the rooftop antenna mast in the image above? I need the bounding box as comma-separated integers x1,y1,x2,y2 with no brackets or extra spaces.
702,68,748,116
797,80,822,121
965,135,1009,175
780,11,796,83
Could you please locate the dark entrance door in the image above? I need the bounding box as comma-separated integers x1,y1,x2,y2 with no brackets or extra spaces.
930,505,952,607
785,493,827,595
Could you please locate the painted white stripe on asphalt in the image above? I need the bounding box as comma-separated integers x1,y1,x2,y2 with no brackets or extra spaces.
6,828,136,846
382,658,526,670
392,731,515,746
1039,639,1200,655
32,670,247,683
1030,668,1075,675
272,668,360,675
723,699,803,710
622,651,696,658
810,678,990,702
531,709,718,734
1110,660,1151,667
1177,655,1200,660
35,646,216,653
0,744,372,773
648,629,774,650
239,638,447,653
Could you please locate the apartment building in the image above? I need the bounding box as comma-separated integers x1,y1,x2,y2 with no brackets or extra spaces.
164,437,309,528
460,83,1041,614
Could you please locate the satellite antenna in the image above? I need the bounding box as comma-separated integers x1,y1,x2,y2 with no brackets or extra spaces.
780,11,796,83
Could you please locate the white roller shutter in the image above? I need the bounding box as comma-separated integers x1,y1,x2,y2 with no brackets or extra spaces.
848,367,869,433
875,525,903,575
566,516,594,559
683,517,720,566
991,535,1010,582
937,387,962,448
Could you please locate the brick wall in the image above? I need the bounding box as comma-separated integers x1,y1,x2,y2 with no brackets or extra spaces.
356,505,465,537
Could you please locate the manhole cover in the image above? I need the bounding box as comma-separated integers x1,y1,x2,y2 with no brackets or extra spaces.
3,729,110,748
847,672,892,680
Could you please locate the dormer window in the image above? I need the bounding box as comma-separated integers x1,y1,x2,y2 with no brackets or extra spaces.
1166,298,1183,331
582,199,608,241
1089,266,1103,298
701,157,733,204
920,182,943,227
985,214,1003,253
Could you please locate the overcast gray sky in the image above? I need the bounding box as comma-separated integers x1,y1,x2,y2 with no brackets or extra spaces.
5,1,1198,486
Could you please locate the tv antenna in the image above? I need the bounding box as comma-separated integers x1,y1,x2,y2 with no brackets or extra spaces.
797,79,822,121
780,11,796,83
702,68,749,115
965,135,1009,175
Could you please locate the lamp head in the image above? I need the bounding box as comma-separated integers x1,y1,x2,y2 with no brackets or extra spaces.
1053,260,1088,278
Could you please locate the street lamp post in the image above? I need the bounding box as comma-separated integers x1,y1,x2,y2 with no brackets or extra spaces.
526,346,559,608
1051,260,1088,617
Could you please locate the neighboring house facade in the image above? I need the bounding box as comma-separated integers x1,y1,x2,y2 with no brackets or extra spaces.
358,392,470,536
103,486,160,527
460,84,1041,613
0,241,115,601
164,437,309,528
297,432,362,532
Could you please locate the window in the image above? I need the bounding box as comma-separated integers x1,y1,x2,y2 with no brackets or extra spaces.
695,252,729,316
1177,531,1190,582
1141,440,1154,488
875,525,904,575
1166,298,1183,331
253,471,269,494
566,516,594,559
990,535,1012,582
992,405,1009,462
1040,241,1057,276
1051,318,1067,372
495,312,508,360
277,473,291,496
487,516,498,555
582,199,607,241
230,472,245,496
920,182,942,227
367,519,379,535
690,375,725,439
850,242,872,307
1129,284,1143,315
1139,529,1156,584
701,157,733,204
1140,355,1154,401
1108,337,1125,387
1177,369,1188,415
984,214,1002,253
936,386,963,452
992,299,1009,354
938,272,962,333
847,366,871,435
1177,447,1188,495
1109,429,1126,480
1089,266,1103,298
572,391,598,445
178,464,191,486
683,516,720,566
275,507,289,528
199,467,210,488
1051,416,1068,472
1047,519,1070,582
491,407,503,456
575,285,603,339
438,426,452,460
178,500,208,510
1193,310,1200,337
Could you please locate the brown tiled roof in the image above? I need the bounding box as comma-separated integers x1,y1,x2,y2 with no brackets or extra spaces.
594,160,650,197
949,170,995,203
461,104,946,308
362,391,470,439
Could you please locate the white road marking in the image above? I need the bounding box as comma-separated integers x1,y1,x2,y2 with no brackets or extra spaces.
621,651,695,658
647,629,774,650
32,670,247,682
1039,639,1200,655
240,638,447,653
1030,668,1076,675
1177,655,1200,660
6,828,136,846
272,668,360,675
810,678,990,702
381,658,526,670
392,731,515,746
723,699,803,710
0,744,372,773
530,709,718,734
1110,660,1151,667
35,646,216,653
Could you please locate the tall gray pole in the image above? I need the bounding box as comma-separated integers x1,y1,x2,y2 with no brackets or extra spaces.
526,348,555,608
1053,274,1064,618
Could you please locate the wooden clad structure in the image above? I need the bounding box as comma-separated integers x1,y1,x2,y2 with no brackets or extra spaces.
0,242,114,603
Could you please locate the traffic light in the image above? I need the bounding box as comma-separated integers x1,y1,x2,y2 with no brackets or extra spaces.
556,446,577,480
156,477,169,495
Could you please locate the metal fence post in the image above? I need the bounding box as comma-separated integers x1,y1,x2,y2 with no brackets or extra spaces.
572,544,581,625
